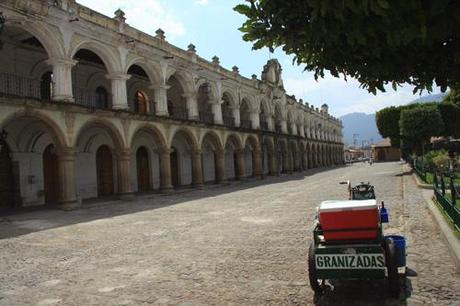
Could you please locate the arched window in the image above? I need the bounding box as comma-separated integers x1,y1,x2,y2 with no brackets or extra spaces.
40,71,53,100
95,86,108,109
134,91,148,114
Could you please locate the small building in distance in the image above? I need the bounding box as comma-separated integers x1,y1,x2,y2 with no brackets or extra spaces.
372,138,401,162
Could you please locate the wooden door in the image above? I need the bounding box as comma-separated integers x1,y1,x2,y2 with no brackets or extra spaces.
0,142,14,209
170,149,179,187
43,144,59,204
136,146,151,192
96,145,114,197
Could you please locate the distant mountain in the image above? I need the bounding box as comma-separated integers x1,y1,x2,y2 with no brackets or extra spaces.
409,93,446,104
339,112,382,146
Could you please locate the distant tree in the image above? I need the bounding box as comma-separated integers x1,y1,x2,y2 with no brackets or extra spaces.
443,89,460,106
235,1,460,94
400,106,444,155
375,106,402,147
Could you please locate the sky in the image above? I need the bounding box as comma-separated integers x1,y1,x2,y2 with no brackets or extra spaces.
76,0,442,118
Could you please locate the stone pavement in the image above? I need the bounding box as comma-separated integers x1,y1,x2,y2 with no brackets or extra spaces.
0,162,459,305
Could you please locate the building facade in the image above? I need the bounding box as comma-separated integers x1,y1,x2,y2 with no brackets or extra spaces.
0,0,343,211
372,138,400,162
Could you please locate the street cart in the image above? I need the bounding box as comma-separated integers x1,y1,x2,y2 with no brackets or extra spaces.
308,182,404,297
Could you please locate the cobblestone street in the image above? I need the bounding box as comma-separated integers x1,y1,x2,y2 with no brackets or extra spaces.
0,162,459,305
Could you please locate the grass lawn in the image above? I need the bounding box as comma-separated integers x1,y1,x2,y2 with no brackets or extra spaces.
424,172,460,185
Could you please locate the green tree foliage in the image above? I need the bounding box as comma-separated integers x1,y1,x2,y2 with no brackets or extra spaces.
400,106,444,153
437,102,460,138
443,89,460,105
375,107,402,147
234,1,460,94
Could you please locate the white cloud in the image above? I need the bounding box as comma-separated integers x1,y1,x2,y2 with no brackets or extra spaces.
76,0,186,40
195,0,209,5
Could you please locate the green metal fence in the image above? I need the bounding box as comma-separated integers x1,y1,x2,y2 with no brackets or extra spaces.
433,172,460,232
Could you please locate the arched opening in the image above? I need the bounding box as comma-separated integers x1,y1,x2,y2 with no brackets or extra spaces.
0,26,51,99
95,86,109,109
240,98,251,129
130,127,164,192
260,101,269,130
43,144,59,204
277,140,288,173
136,146,151,192
75,122,122,200
201,133,222,183
274,105,283,133
127,64,154,114
170,131,196,187
96,145,114,197
134,91,149,114
0,135,16,210
1,115,65,207
167,75,187,120
222,92,235,127
224,135,243,180
40,71,53,100
198,83,213,123
72,49,111,108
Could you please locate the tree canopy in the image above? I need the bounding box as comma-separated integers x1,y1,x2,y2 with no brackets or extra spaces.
234,0,460,94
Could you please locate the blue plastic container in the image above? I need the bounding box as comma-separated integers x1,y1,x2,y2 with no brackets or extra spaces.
380,207,389,223
385,235,406,267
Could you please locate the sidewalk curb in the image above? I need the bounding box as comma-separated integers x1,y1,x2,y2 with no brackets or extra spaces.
413,172,433,189
421,189,460,270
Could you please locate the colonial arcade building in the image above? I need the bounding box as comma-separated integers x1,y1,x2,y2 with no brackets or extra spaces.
0,0,343,211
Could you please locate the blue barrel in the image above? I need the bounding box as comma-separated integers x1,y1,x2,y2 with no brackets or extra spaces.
385,235,406,267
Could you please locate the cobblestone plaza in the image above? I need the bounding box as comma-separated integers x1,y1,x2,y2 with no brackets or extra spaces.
1,162,459,305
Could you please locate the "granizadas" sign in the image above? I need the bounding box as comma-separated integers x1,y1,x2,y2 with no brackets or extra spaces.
316,254,385,270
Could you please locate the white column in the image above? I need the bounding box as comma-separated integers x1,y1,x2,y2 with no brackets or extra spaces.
47,58,77,102
250,111,260,129
212,100,223,124
106,73,131,110
183,92,198,120
232,107,241,127
151,84,170,116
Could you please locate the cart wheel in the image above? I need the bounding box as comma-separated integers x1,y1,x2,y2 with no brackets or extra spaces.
308,242,324,295
384,237,400,298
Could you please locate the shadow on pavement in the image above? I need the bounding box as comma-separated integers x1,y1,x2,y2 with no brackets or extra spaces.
0,166,344,239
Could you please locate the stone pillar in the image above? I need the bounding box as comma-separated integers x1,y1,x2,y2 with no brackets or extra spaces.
159,148,173,192
56,147,80,210
281,120,288,134
212,101,223,124
253,149,263,178
117,149,133,199
215,150,225,183
235,149,245,179
107,73,131,110
250,111,260,129
183,92,199,120
232,107,241,127
192,149,204,188
48,58,77,102
152,84,170,116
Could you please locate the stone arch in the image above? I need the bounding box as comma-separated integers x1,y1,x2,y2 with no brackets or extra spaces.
70,39,121,74
166,70,194,93
201,131,224,152
129,124,167,149
240,97,252,129
243,135,260,177
222,91,237,127
125,57,162,85
276,138,289,173
5,20,64,59
74,119,125,150
169,128,199,187
224,133,244,180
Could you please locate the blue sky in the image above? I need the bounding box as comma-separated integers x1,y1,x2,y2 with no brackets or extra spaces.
76,0,442,117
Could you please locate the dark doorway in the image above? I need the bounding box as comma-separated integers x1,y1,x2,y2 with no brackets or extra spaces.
96,145,114,196
0,141,14,209
378,150,386,161
136,146,151,192
233,152,239,178
43,144,59,204
95,86,109,108
170,148,179,187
